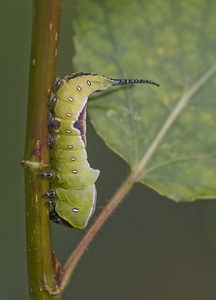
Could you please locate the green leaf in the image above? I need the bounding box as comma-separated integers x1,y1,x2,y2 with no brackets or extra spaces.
73,0,216,202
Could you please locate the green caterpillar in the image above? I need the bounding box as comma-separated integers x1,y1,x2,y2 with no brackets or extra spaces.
45,72,159,229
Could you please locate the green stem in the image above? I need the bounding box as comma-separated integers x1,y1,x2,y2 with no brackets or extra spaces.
22,1,63,299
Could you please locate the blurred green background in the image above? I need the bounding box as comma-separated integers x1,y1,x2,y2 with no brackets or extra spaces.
1,1,216,299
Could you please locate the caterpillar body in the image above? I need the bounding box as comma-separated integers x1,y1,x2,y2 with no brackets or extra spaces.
45,72,159,229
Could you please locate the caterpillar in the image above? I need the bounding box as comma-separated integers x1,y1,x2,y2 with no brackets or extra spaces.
44,72,159,229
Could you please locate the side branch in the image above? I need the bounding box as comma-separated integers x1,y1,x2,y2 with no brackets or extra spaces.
60,168,142,290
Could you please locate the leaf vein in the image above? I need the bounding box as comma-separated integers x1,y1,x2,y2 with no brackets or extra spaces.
138,61,216,172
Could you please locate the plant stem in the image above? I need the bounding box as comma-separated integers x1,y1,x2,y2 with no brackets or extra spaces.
60,168,142,290
22,1,63,299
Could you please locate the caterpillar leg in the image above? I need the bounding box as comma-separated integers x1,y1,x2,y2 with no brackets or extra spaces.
43,190,55,197
52,77,63,92
47,111,60,130
41,170,54,177
50,208,74,228
48,92,57,108
47,133,54,148
43,189,73,228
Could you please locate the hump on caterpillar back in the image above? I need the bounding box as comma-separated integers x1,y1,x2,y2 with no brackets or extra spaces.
65,72,115,93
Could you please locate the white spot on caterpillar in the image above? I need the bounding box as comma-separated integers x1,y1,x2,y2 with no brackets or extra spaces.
77,86,82,92
66,129,71,134
66,113,72,117
68,97,74,102
72,208,79,213
70,157,76,161
72,170,78,174
87,80,91,86
67,145,73,149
